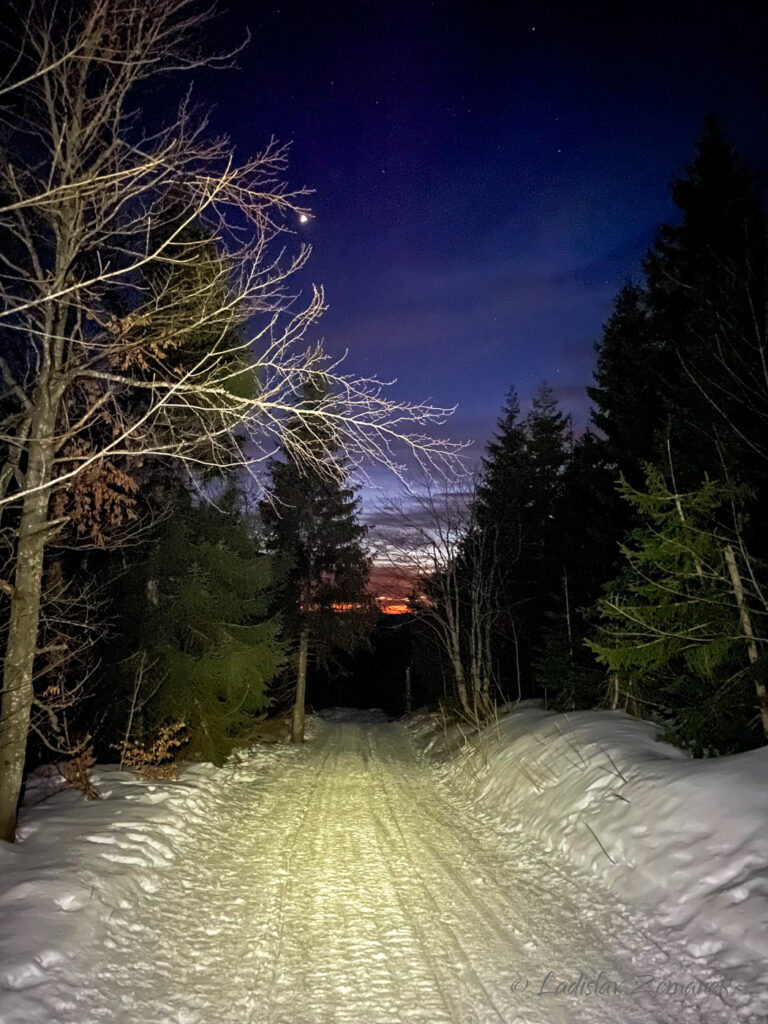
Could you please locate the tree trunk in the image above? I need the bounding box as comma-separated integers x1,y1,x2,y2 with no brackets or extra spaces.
563,568,573,659
610,673,620,710
0,415,56,842
724,544,768,740
451,654,472,720
291,628,309,744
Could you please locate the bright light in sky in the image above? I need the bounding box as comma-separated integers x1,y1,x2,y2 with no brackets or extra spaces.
299,213,309,224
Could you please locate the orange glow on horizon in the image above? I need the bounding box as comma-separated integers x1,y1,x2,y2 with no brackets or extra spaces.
380,602,410,615
367,563,419,616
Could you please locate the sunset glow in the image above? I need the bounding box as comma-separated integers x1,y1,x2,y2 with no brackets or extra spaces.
379,602,410,616
368,563,415,616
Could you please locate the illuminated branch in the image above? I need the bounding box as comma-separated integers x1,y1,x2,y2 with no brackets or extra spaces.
0,0,465,842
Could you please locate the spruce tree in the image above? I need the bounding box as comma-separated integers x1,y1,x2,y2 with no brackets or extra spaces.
471,384,571,699
588,284,658,487
590,121,768,495
583,122,768,743
108,488,286,765
588,468,768,754
261,373,373,742
534,431,622,709
643,119,768,487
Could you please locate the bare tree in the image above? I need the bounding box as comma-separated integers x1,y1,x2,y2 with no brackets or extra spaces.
0,0,462,840
376,481,499,723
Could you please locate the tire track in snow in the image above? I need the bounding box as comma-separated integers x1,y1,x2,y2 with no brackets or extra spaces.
364,723,736,1024
30,718,744,1024
262,722,457,1024
365,747,512,1024
370,730,644,1023
394,727,738,1023
372,729,638,999
256,735,343,1024
364,725,647,1024
363,727,528,1020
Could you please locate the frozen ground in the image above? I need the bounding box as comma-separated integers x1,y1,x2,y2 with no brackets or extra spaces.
0,712,762,1023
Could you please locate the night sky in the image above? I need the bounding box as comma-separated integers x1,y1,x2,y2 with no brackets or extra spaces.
199,0,768,499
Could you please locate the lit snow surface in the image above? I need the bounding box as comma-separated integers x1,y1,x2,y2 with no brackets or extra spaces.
1,705,767,1023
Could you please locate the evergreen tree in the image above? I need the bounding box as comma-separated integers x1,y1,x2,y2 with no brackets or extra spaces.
473,388,527,546
534,431,622,709
523,385,574,586
588,284,658,487
590,121,768,495
582,122,768,749
588,468,768,755
0,213,261,779
109,489,286,765
471,384,571,699
261,373,373,743
643,119,768,487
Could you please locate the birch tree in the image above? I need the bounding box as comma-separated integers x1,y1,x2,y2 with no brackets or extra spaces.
0,0,460,840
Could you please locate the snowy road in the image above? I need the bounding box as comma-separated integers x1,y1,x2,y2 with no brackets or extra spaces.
8,718,741,1023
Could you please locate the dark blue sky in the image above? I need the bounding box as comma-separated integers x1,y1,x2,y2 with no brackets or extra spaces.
202,0,767,494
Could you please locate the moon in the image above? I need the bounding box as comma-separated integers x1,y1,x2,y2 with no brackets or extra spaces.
299,213,309,224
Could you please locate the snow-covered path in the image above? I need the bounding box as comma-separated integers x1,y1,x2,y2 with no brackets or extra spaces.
3,719,740,1024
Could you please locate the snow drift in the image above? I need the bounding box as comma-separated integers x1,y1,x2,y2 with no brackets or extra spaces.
0,761,225,1017
410,704,768,1003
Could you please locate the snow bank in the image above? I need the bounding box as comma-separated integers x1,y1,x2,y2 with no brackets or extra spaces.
410,705,768,993
0,760,229,1020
